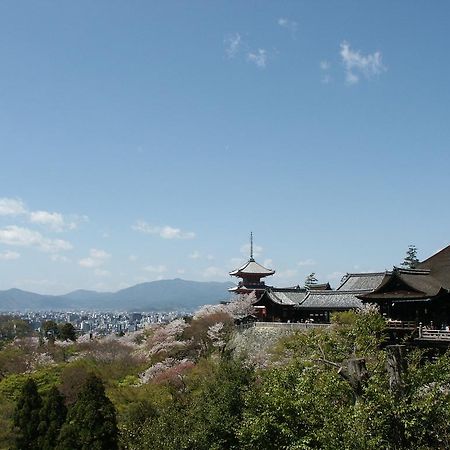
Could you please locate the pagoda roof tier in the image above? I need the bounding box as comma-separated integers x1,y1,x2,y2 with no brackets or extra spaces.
229,258,275,277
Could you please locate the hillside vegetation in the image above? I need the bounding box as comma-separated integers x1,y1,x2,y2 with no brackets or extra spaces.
1,301,450,449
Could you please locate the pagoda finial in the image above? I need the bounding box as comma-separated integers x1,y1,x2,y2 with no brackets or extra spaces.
250,231,254,260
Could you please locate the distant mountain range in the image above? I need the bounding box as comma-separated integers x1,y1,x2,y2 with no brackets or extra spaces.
0,279,234,312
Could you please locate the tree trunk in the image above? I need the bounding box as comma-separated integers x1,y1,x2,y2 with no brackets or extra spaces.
386,345,407,393
338,358,369,398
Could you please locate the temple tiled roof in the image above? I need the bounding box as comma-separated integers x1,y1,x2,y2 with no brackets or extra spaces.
261,288,307,306
299,290,366,310
307,283,332,291
360,268,447,301
417,245,450,289
229,258,275,277
337,272,386,291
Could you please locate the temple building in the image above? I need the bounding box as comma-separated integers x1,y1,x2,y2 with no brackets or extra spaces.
359,246,450,328
229,233,275,298
229,237,450,331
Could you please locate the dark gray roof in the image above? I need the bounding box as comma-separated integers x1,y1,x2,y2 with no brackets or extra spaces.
417,245,450,289
299,290,366,310
360,268,447,301
266,289,307,306
337,273,385,291
229,258,275,276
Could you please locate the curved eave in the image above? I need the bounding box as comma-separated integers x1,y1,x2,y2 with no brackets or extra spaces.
229,259,275,277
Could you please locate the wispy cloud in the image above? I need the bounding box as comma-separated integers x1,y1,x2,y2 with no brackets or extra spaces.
0,250,20,260
0,198,26,216
240,243,263,258
327,271,346,282
0,197,87,231
50,254,70,263
143,264,167,274
320,60,331,70
247,49,268,68
340,41,386,84
277,17,298,37
277,268,298,279
297,258,316,267
202,266,223,278
319,60,332,84
132,220,195,240
224,32,241,58
29,211,87,232
79,248,111,268
189,250,201,259
94,268,111,277
0,225,72,253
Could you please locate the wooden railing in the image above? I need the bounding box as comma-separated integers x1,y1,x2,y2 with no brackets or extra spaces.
386,320,417,330
418,329,450,341
237,322,330,332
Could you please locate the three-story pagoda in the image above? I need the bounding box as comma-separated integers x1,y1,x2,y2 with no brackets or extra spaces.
229,233,275,297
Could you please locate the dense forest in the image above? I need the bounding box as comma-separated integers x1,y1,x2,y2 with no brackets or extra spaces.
1,299,450,449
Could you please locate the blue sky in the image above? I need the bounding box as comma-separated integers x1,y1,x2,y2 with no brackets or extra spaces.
1,1,449,294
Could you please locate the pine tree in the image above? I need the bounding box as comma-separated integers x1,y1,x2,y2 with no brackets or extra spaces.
401,245,419,269
58,323,77,342
305,272,318,287
13,378,42,450
57,374,118,450
37,386,67,450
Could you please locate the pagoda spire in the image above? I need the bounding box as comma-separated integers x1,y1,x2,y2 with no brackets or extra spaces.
250,231,254,260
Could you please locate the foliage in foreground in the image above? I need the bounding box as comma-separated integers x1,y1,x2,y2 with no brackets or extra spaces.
3,305,450,449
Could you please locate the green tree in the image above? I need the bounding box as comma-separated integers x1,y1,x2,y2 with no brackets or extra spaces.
305,272,318,287
58,323,77,342
401,245,419,269
42,320,59,340
57,374,118,450
37,386,67,450
13,378,42,450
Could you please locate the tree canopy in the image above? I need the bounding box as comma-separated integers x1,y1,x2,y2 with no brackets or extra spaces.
401,245,419,269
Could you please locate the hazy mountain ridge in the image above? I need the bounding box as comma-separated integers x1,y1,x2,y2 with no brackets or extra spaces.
0,279,233,312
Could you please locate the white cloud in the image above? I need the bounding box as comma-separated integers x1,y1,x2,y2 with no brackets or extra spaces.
0,225,72,252
132,220,195,240
79,248,111,268
94,269,111,277
278,18,298,36
50,254,70,263
143,264,167,274
129,254,138,262
202,266,223,278
321,74,332,84
327,271,346,282
230,257,245,268
0,198,26,216
277,268,298,279
189,251,201,259
340,41,386,84
224,32,241,58
0,197,87,231
263,258,274,268
0,250,20,260
177,268,186,275
247,49,268,68
29,210,84,232
297,258,316,267
320,60,331,70
240,243,263,258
